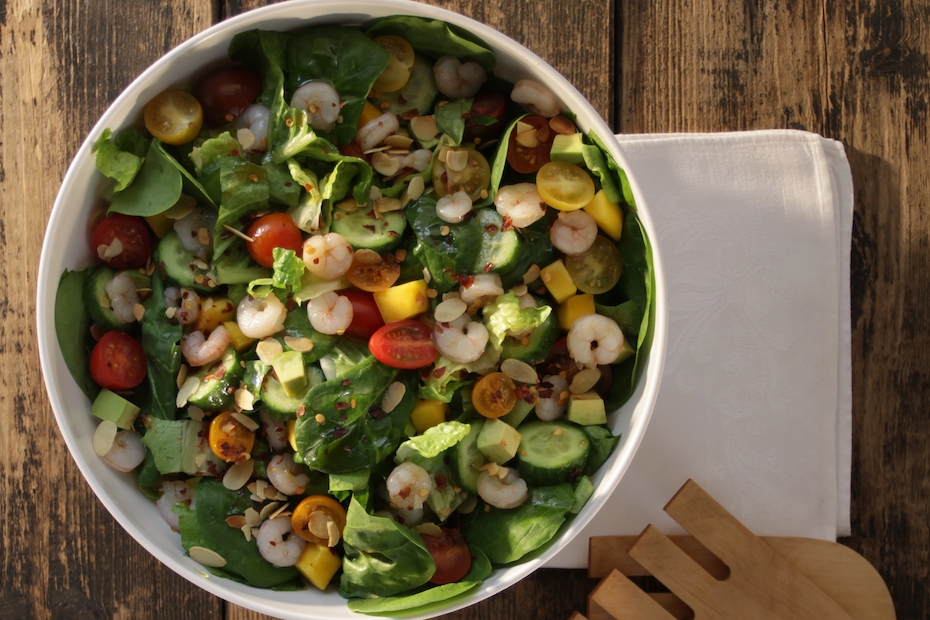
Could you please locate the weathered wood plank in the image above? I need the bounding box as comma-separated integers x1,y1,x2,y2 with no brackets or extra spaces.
0,1,218,619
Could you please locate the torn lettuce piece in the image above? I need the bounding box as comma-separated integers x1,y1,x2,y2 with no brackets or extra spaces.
191,131,241,175
395,421,471,461
92,128,148,192
285,159,324,232
482,292,552,351
247,247,305,298
212,157,271,263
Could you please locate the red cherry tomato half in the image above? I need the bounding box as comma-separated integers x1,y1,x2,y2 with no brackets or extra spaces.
507,115,554,174
195,66,262,127
368,320,438,370
421,528,472,585
91,214,152,270
246,212,303,269
90,331,147,391
340,290,385,340
464,88,507,144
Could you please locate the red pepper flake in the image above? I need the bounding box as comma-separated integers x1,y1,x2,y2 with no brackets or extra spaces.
432,367,447,379
452,274,475,287
204,365,227,382
231,149,241,157
335,402,350,411
333,427,348,439
341,379,352,386
483,263,494,273
485,224,499,235
435,474,448,489
296,404,306,418
363,224,377,232
368,405,388,420
399,487,411,499
501,215,515,232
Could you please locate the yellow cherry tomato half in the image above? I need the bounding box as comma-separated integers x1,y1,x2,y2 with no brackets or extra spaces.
372,36,416,93
472,372,518,419
208,411,256,463
536,160,596,211
292,495,348,545
143,88,204,145
564,235,623,294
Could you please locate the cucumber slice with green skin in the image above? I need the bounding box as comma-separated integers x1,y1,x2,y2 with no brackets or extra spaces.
453,417,486,494
83,265,136,332
261,365,325,418
369,54,438,117
187,346,245,412
516,420,591,487
331,205,406,252
500,302,559,364
471,208,521,274
154,229,214,293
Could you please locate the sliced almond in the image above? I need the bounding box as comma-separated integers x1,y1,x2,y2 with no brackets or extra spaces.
226,515,247,529
187,405,206,421
231,411,259,431
337,197,360,212
176,376,201,408
260,501,282,520
384,134,414,149
309,510,333,538
284,336,314,352
416,522,443,537
510,283,529,297
478,461,500,477
406,175,425,202
98,294,111,309
103,237,123,259
522,264,541,284
326,519,342,547
434,297,467,323
570,367,603,394
445,149,469,172
176,364,189,390
93,420,119,457
189,546,227,568
496,465,510,479
241,523,253,542
375,196,403,213
223,459,254,491
244,506,263,527
516,128,540,149
256,338,284,364
369,185,383,202
132,304,145,322
422,267,432,284
501,358,539,385
237,127,256,151
549,116,576,135
234,389,255,412
381,381,407,413
371,151,401,177
409,115,438,142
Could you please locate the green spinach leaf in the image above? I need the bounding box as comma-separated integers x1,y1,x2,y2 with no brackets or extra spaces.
55,268,98,400
109,139,182,216
365,16,496,71
435,99,472,146
140,271,182,419
212,156,271,263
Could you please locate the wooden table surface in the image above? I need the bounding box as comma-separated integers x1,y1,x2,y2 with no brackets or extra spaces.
2,0,927,618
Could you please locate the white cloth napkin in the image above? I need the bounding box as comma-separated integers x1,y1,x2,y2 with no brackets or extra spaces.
548,130,853,569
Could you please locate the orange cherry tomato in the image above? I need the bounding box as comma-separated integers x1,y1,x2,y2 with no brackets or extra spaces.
471,372,517,418
345,251,401,292
208,411,256,463
291,495,348,545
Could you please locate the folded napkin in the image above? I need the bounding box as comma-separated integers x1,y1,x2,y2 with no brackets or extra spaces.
549,130,853,569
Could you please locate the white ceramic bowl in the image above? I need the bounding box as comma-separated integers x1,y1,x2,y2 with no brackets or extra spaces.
36,1,667,618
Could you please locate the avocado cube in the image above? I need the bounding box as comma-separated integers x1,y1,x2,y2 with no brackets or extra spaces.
477,418,522,464
500,398,534,428
550,132,586,166
272,350,307,398
91,389,141,430
566,391,607,426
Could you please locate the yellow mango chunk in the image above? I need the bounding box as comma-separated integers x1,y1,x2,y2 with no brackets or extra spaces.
410,399,449,433
540,260,577,304
374,280,430,323
287,419,297,452
295,542,342,591
195,297,236,333
145,212,174,238
223,321,256,353
583,190,624,240
358,100,383,129
557,293,596,331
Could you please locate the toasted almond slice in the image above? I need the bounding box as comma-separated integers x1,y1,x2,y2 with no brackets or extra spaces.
164,306,177,319
406,175,426,202
96,244,110,261
445,149,469,172
375,196,403,213
327,519,342,547
269,504,291,520
371,151,401,177
478,461,500,477
223,459,254,491
434,297,468,323
309,510,333,538
510,283,529,297
132,304,145,322
176,376,201,408
381,381,407,414
103,237,123,259
501,358,539,385
284,336,314,352
176,364,189,390
549,115,576,135
189,546,227,568
337,197,360,212
496,465,510,479
231,411,259,431
369,185,383,202
244,506,262,527
187,405,206,421
522,264,541,284
260,501,281,520
226,515,247,529
234,389,255,412
416,522,443,537
384,134,414,148
570,367,603,394
422,267,432,284
93,420,119,457
256,338,284,364
409,115,438,142
241,523,253,542
98,294,111,309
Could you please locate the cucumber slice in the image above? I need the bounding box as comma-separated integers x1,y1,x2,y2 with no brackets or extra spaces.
472,208,521,274
500,302,560,364
154,229,214,293
453,418,486,494
188,346,245,412
516,420,590,487
83,265,136,332
369,54,438,117
331,205,406,252
261,365,325,418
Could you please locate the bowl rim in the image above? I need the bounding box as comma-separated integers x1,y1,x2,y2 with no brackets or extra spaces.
36,1,668,618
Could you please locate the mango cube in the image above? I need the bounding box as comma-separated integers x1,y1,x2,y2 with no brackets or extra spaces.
295,542,342,591
358,100,382,129
287,419,297,452
583,190,624,240
540,260,577,304
374,280,430,323
557,294,596,331
195,297,236,333
223,321,256,353
410,399,449,433
144,212,174,238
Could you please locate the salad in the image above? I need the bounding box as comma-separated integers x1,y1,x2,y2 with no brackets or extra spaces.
54,15,653,614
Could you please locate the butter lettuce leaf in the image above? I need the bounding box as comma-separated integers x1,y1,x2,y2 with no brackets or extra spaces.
395,421,471,461
92,128,147,192
483,292,551,351
247,247,305,298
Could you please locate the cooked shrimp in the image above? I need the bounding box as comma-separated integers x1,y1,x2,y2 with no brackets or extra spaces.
181,325,231,367
511,79,561,118
567,314,625,368
403,149,432,172
266,453,310,496
387,461,432,511
434,314,489,364
458,273,504,305
234,104,271,151
257,516,306,567
165,286,201,325
550,210,598,255
101,430,145,472
494,183,547,229
357,112,400,151
157,480,193,532
260,409,289,452
236,294,286,339
535,374,569,421
105,271,139,324
436,190,473,223
433,56,486,99
173,206,216,259
290,81,341,132
302,232,353,280
306,291,354,336
477,468,527,509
